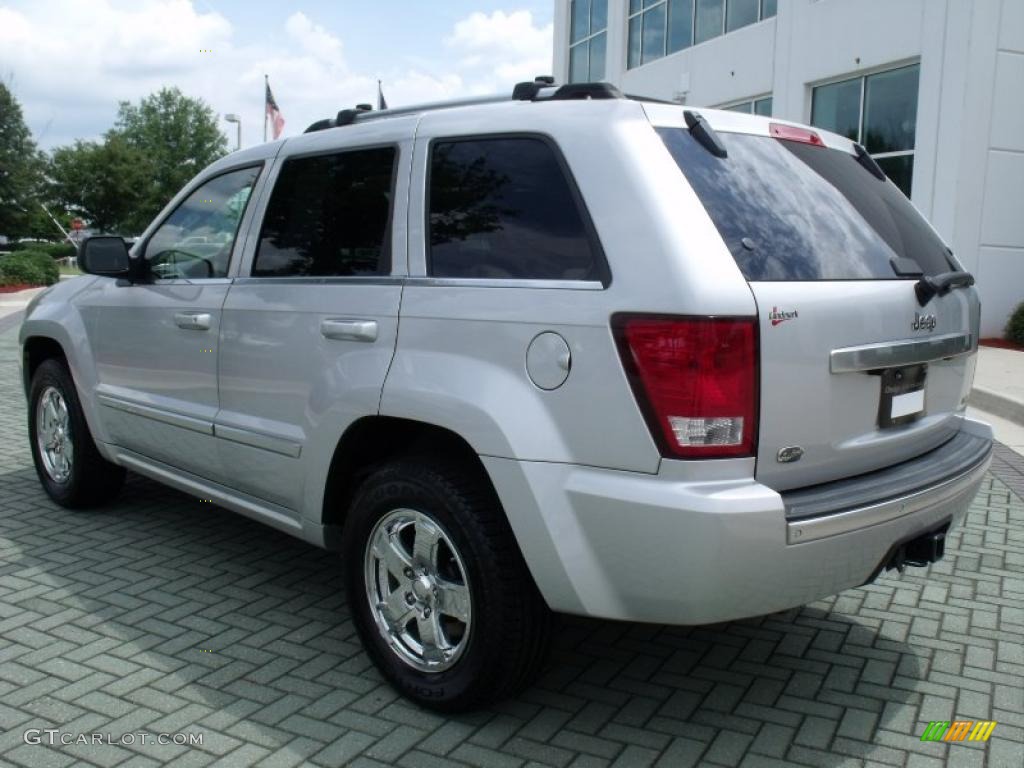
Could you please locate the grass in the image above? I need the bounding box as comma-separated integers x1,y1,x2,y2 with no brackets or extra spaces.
59,264,81,276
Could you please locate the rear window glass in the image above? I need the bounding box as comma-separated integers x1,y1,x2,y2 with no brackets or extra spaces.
428,137,604,281
657,128,954,280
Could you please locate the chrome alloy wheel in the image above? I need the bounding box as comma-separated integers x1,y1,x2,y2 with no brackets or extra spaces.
364,508,472,673
36,386,74,484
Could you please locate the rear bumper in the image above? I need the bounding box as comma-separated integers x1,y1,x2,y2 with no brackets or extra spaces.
484,417,992,625
783,428,992,544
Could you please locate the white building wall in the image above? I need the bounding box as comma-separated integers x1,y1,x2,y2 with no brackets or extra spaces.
976,0,1024,337
552,0,1024,335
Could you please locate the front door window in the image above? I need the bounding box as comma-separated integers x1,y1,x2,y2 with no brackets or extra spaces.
144,166,260,279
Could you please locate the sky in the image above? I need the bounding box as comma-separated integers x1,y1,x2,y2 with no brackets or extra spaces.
0,0,555,151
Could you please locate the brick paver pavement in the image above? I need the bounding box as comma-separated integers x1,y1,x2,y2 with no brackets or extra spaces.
1,324,1022,768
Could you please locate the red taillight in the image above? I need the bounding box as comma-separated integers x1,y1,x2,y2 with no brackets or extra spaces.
769,122,824,146
614,316,758,459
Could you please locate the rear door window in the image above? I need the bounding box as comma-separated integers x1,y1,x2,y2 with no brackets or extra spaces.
427,136,605,282
657,128,954,280
253,147,396,277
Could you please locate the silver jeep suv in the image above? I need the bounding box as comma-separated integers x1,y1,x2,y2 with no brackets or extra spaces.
20,81,993,710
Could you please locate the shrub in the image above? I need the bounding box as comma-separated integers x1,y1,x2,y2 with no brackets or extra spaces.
44,242,77,260
22,250,60,284
12,241,77,260
0,250,59,286
10,240,48,253
0,255,45,286
1006,302,1024,346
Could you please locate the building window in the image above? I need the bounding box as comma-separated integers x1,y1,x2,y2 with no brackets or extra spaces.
569,0,608,82
810,63,919,197
720,95,773,116
628,0,777,69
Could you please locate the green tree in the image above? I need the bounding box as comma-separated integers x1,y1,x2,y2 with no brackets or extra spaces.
22,203,66,242
112,87,228,221
49,136,154,234
0,82,47,239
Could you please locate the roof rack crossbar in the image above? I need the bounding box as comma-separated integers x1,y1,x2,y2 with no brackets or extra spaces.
303,78,626,134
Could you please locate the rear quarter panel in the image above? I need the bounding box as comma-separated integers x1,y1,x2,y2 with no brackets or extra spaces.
381,100,758,471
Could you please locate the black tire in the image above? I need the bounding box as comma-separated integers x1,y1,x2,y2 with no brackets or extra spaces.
28,358,125,508
342,457,553,711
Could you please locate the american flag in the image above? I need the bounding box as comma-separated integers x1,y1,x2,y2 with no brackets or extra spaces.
265,79,285,140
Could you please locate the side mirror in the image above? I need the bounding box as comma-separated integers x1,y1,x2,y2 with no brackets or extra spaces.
79,236,132,277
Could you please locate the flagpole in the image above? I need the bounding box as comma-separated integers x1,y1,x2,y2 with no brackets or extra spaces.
39,203,75,247
263,74,268,142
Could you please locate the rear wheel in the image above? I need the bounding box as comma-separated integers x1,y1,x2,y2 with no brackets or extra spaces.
343,458,552,711
28,359,125,508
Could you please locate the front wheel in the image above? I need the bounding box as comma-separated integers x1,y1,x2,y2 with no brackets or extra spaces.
343,458,552,711
28,358,125,508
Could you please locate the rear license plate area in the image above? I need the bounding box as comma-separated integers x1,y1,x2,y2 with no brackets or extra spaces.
878,363,927,428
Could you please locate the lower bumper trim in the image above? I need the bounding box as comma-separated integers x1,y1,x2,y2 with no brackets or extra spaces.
786,447,990,544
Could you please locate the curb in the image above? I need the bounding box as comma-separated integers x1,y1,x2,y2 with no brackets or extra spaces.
969,386,1024,427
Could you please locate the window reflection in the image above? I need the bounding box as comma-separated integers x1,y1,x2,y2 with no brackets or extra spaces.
719,95,772,116
658,128,951,280
810,78,861,142
726,0,758,33
863,66,919,153
253,148,395,277
428,138,600,281
569,0,608,82
627,0,776,70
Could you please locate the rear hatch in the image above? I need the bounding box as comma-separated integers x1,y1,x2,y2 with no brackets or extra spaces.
649,108,979,491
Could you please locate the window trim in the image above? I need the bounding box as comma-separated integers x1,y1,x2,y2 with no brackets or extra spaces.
423,131,611,288
248,142,401,279
139,162,265,281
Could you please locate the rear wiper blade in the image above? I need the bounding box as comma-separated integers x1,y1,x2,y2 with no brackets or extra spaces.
854,143,886,181
915,271,975,306
683,110,727,158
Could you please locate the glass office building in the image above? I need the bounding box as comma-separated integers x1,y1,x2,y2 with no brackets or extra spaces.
554,0,1024,335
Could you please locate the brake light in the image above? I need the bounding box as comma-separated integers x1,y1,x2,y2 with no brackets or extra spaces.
770,122,824,146
614,316,758,459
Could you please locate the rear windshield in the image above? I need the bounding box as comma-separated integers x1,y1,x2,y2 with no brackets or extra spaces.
657,128,955,281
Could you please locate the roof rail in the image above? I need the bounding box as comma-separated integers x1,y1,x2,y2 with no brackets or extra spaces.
303,77,625,134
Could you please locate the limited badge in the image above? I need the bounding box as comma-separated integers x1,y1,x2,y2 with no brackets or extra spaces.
769,307,798,326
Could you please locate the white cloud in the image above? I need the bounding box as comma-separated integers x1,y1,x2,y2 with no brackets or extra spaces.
0,2,553,151
447,10,552,58
446,10,554,89
284,11,344,64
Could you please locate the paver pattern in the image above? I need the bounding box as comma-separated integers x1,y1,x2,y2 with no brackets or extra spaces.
1,325,1022,768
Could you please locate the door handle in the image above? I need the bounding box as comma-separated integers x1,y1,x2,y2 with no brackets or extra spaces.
320,318,378,342
173,312,212,331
